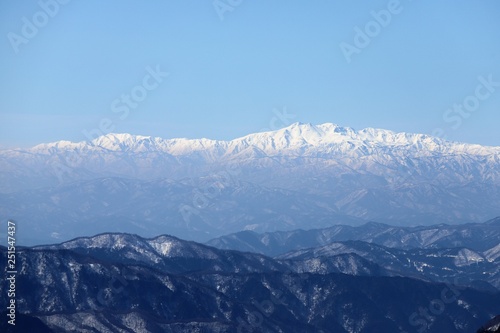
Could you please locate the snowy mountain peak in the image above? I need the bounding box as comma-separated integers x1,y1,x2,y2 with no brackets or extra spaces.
275,122,351,138
245,122,446,149
233,122,448,154
1,122,499,241
90,133,159,151
23,122,500,157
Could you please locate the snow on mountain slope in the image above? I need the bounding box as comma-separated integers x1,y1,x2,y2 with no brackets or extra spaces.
46,233,221,260
25,122,499,156
3,122,499,185
36,232,292,275
3,233,500,333
1,122,499,240
485,244,500,262
276,240,500,290
2,122,499,194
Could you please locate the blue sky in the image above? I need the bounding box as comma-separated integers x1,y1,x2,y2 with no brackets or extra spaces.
1,0,499,148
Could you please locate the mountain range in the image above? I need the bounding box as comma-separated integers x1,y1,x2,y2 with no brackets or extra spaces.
1,123,499,245
208,218,500,290
207,217,500,256
1,123,498,332
2,230,499,332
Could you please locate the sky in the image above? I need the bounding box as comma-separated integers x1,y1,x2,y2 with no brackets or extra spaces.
1,0,499,148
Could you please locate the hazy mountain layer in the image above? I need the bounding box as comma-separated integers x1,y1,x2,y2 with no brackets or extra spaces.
1,123,499,244
207,218,500,255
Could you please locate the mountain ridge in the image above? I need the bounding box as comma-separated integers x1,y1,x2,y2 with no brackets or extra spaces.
1,122,499,242
21,122,500,156
2,231,500,332
207,217,500,255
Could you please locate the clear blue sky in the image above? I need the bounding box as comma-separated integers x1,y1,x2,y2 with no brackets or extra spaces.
1,0,499,148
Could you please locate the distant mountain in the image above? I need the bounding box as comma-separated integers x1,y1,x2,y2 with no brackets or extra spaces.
277,240,500,291
1,123,499,241
279,252,387,277
207,218,500,256
2,233,500,333
209,220,500,291
0,177,360,245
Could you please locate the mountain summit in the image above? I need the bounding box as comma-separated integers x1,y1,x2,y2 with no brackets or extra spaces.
1,123,499,244
28,122,499,156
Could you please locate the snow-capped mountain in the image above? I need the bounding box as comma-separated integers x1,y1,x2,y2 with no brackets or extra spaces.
1,123,499,244
3,122,499,191
25,122,500,156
